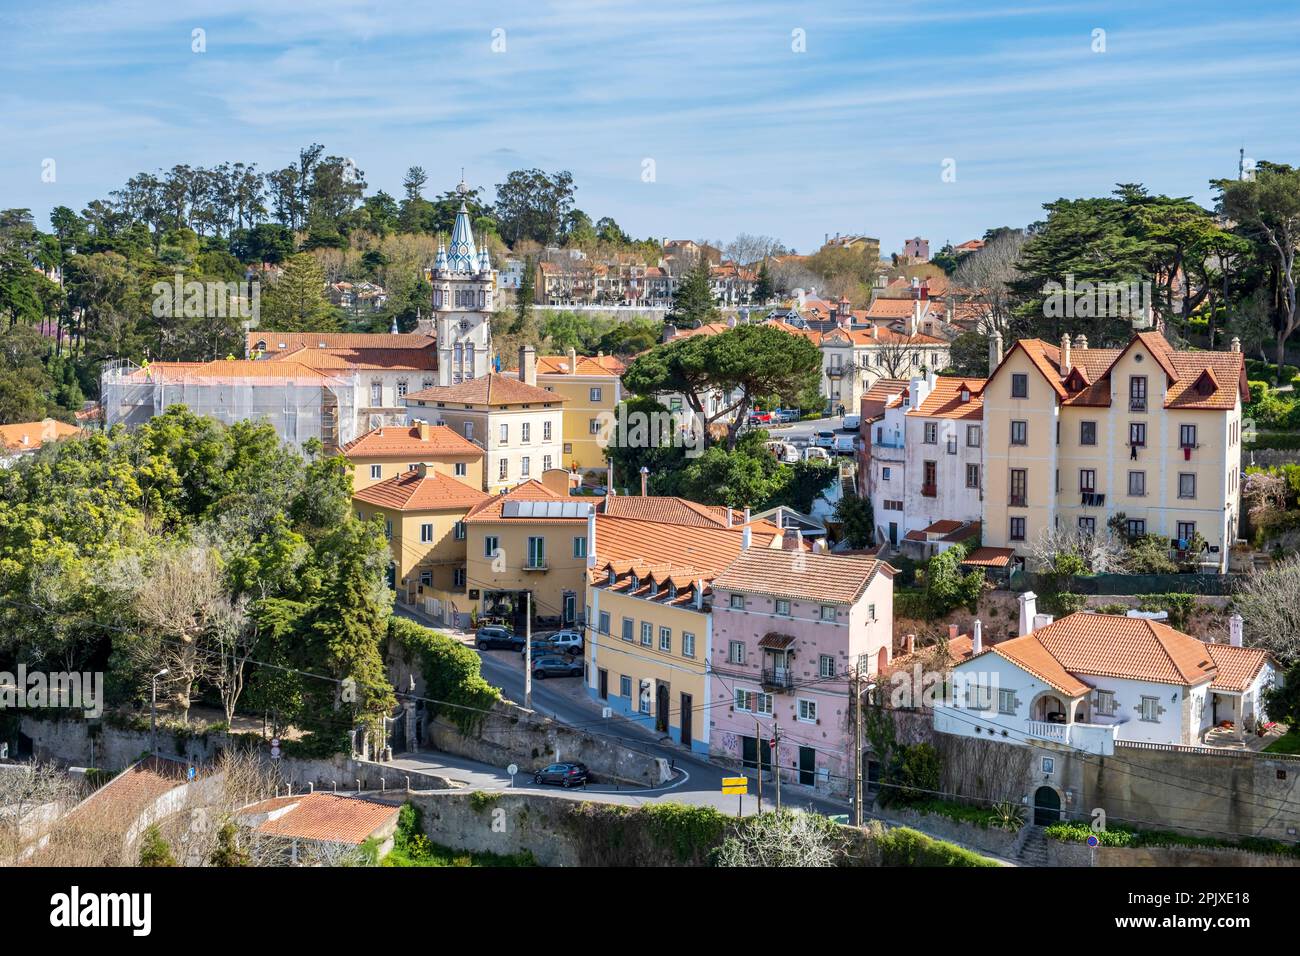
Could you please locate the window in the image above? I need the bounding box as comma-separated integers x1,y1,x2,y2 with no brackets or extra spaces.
682,632,696,658
419,569,433,588
483,535,499,558
464,422,474,442
620,675,631,698
820,605,836,622
370,381,382,404
868,603,877,621
563,442,573,454
1010,420,1027,445
998,688,1016,715
1126,519,1146,538
1179,473,1196,499
882,466,892,480
423,378,434,391
499,423,508,445
453,567,466,588
420,522,434,543
819,655,836,678
640,621,653,646
966,425,981,447
590,386,603,402
1010,516,1026,541
797,699,818,722
1180,424,1197,448
621,617,633,642
527,536,545,568
1140,696,1160,722
543,421,552,441
588,418,602,435
922,460,937,494
1079,469,1096,493
407,463,419,472
454,461,467,477
755,692,774,716
498,459,508,480
1078,517,1095,535
923,422,938,444
598,612,610,635
966,463,980,489
573,536,586,558
1176,521,1196,543
659,626,671,652
1080,421,1096,445
1129,375,1147,412
383,519,392,540
735,689,754,712
1129,422,1146,447
729,641,746,665
521,456,530,477
775,598,791,616
1009,468,1027,507
1095,690,1116,716
521,422,531,443
396,380,408,399
730,594,745,610
1011,373,1028,398
369,464,382,480
1128,471,1145,497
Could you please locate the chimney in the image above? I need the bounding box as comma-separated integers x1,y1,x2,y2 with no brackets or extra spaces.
911,299,921,336
518,345,537,386
1074,333,1088,351
905,633,915,655
417,420,431,441
1229,613,1244,647
1033,613,1055,631
1060,333,1071,375
586,511,597,568
1017,590,1038,637
871,324,879,340
782,528,800,551
989,330,1003,370
972,619,983,654
741,507,752,550
415,462,429,478
695,577,704,610
568,346,577,373
1230,337,1241,353
726,507,734,527
948,623,958,641
605,461,614,503
639,466,649,496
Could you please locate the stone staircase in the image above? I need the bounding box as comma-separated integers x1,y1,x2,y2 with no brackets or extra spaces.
1014,824,1050,867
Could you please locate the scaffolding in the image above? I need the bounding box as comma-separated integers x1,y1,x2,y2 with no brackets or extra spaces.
100,359,359,454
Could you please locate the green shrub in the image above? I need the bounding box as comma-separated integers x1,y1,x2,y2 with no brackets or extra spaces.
876,827,1000,867
390,616,501,735
1138,593,1197,630
644,804,731,863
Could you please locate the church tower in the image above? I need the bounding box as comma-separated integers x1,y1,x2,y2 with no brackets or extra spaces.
422,178,495,385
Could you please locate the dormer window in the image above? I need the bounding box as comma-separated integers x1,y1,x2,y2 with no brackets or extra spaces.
607,569,616,585
630,574,639,591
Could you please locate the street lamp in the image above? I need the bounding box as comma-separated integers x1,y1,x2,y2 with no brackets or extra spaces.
151,668,169,756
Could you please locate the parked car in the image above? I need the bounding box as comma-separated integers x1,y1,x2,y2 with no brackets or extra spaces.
532,656,584,679
814,430,836,448
533,761,589,787
779,444,800,464
748,411,774,425
833,434,857,455
841,413,861,431
541,629,584,655
773,408,801,423
475,626,523,651
803,446,831,462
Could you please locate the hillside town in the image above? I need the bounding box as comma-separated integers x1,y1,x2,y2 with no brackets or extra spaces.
3,9,1300,928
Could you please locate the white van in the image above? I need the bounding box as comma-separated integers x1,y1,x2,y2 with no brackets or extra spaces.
833,434,857,455
841,414,861,431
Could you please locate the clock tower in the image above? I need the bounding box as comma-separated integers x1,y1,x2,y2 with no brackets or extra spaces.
422,178,495,385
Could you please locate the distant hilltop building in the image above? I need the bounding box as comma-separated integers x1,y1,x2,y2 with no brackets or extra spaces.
821,233,881,261
901,237,930,261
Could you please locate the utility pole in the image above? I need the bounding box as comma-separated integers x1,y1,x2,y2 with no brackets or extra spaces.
773,721,782,813
853,668,864,828
754,716,763,814
524,592,533,710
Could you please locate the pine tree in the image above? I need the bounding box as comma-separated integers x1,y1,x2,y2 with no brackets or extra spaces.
260,252,339,332
754,261,775,305
513,256,535,333
669,255,718,327
138,824,177,867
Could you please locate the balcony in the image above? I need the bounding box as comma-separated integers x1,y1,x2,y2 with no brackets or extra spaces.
523,561,549,572
1129,399,1147,412
1009,494,1027,507
826,366,848,379
921,483,937,498
761,668,795,692
1080,492,1105,507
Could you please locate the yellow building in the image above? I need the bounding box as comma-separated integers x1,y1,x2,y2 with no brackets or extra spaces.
535,349,625,472
982,330,1247,572
343,421,485,491
353,464,488,623
403,347,566,495
583,513,792,754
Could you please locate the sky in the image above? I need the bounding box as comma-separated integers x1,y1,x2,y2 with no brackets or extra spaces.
3,0,1300,256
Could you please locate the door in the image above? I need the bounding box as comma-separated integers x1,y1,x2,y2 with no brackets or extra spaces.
598,668,608,700
655,683,670,734
889,521,898,546
680,693,693,748
799,746,816,786
563,592,576,624
742,735,758,770
1033,786,1061,826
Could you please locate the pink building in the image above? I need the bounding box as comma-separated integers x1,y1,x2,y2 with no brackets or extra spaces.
708,549,894,796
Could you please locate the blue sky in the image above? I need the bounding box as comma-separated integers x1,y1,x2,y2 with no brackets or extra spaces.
3,0,1300,255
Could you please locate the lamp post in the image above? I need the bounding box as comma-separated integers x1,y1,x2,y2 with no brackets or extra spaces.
151,668,169,756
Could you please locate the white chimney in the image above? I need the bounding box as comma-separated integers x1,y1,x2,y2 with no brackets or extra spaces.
640,466,649,496
1230,337,1241,353
1033,613,1055,631
911,299,921,336
741,508,752,550
568,346,577,373
695,578,704,610
1060,333,1072,375
586,511,597,568
1017,591,1038,637
905,633,915,655
972,619,983,654
726,507,734,527
605,461,614,500
1229,613,1244,647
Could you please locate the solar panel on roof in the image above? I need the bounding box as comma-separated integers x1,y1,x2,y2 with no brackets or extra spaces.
501,500,593,519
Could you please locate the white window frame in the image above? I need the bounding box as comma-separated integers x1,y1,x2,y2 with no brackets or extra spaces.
797,699,817,723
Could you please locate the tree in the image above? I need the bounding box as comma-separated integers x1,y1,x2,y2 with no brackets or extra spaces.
1233,555,1300,666
514,256,535,331
667,255,718,327
714,811,843,867
402,166,428,203
260,253,338,332
833,490,874,548
950,228,1025,337
753,260,775,305
209,822,252,866
493,169,576,247
138,824,177,866
945,331,990,377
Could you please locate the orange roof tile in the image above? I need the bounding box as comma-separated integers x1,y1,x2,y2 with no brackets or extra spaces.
406,373,565,406
1204,642,1271,693
909,376,986,420
266,344,438,372
241,793,399,845
342,423,483,459
860,378,909,423
353,469,488,512
961,546,1015,568
0,418,80,451
598,496,783,537
536,354,627,376
711,548,892,605
129,360,340,383
464,479,572,522
247,332,436,353
591,515,774,585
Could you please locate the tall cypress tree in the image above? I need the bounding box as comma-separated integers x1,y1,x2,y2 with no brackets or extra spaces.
669,255,718,327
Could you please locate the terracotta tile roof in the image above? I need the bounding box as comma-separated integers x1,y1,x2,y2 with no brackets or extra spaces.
536,354,626,376
667,322,732,340
342,423,483,459
241,793,399,845
1204,642,1271,693
984,634,1092,697
860,379,909,423
598,496,784,537
354,469,488,512
590,515,778,586
909,376,986,420
758,632,797,650
961,546,1015,568
406,373,565,406
711,548,892,605
893,633,975,668
921,519,964,535
941,521,981,543
248,332,436,353
903,529,926,542
842,326,948,347
266,344,438,372
129,360,340,383
465,479,572,522
0,418,80,451
866,298,927,318
60,756,192,832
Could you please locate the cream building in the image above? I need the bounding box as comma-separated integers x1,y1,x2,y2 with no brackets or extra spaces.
535,349,625,472
982,330,1247,572
343,420,485,491
403,346,566,494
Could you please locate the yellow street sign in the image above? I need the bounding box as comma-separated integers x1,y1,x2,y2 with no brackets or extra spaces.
722,785,747,795
721,776,748,787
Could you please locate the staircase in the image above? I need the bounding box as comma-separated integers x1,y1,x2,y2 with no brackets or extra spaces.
1015,825,1050,867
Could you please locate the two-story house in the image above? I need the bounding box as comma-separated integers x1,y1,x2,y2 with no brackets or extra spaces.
982,330,1247,571
708,549,895,794
343,420,485,492
535,350,625,473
